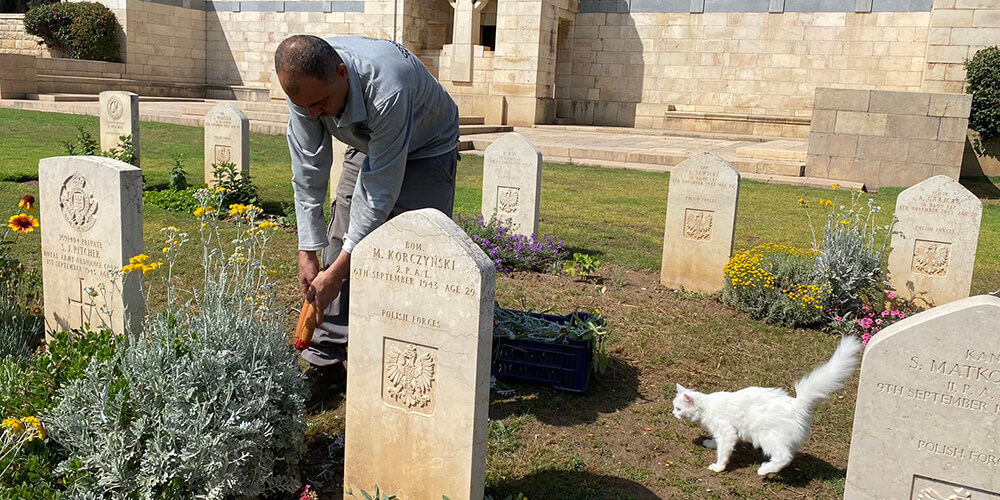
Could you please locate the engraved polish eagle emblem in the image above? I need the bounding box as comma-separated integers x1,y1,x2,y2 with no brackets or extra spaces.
385,344,435,409
912,241,950,276
917,486,973,500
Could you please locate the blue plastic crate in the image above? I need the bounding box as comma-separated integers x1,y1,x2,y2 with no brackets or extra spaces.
491,310,594,393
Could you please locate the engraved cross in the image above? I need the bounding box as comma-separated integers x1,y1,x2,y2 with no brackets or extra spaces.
67,278,95,326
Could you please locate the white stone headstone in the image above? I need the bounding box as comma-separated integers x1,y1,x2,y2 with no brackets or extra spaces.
99,91,139,166
204,102,250,187
845,295,1000,500
482,132,542,237
344,208,495,500
40,156,144,336
660,153,740,292
888,175,982,309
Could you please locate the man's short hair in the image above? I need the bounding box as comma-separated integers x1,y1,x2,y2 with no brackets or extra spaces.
274,35,343,94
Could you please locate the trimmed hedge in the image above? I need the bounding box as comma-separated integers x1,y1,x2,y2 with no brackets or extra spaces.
23,1,119,62
967,46,1000,141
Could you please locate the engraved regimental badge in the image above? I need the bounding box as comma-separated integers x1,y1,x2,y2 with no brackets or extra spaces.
59,173,99,232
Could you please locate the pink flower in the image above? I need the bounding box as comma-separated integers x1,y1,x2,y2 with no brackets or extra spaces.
834,315,843,322
881,310,890,317
899,313,906,319
862,333,872,345
887,290,897,299
891,310,900,318
862,305,870,311
875,318,883,325
859,317,874,329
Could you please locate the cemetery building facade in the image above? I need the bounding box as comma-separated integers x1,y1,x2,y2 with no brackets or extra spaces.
1,0,998,136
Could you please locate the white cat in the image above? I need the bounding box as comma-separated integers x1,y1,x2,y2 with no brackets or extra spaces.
672,335,862,476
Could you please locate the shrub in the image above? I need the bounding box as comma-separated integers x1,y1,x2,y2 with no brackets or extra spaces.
168,154,189,191
722,243,830,328
48,190,305,499
144,186,200,212
64,128,136,167
212,162,259,208
0,328,121,497
23,1,120,61
967,46,1000,141
828,290,923,346
454,213,567,273
802,187,894,319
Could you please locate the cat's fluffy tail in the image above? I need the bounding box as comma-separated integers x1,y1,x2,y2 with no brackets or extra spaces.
793,335,862,409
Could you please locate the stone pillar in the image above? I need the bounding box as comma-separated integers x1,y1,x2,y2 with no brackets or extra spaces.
449,0,489,83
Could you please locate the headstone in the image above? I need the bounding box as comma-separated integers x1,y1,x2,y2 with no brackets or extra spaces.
343,208,495,500
204,102,250,187
888,175,982,309
660,153,740,292
39,156,144,337
845,295,1000,500
481,132,542,237
99,91,140,166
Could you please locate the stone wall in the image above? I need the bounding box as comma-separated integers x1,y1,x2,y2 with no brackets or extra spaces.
124,1,206,83
0,53,36,98
0,14,51,56
923,0,1000,94
805,87,971,190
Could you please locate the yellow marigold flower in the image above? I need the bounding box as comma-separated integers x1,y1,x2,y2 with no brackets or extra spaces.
265,269,277,276
830,184,841,190
129,254,150,265
141,262,162,274
797,198,806,206
162,247,170,254
18,195,35,211
2,417,25,433
228,204,248,217
214,186,229,194
22,416,45,441
8,213,39,233
840,220,850,225
193,206,215,218
258,221,275,230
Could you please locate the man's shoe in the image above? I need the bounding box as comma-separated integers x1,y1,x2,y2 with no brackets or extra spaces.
305,362,347,411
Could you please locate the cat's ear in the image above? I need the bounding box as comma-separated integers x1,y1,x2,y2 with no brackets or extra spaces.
675,383,687,394
682,393,695,407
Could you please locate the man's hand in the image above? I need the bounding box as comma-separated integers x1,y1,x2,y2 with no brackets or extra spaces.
309,250,352,323
298,250,321,299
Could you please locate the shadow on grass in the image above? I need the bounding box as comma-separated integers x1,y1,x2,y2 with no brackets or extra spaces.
690,439,844,488
961,176,1000,200
490,356,641,426
489,469,660,500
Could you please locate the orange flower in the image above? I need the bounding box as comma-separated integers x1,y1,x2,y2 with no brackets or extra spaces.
8,213,38,233
18,195,35,211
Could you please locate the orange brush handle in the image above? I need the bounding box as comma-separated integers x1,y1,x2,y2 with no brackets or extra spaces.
293,300,317,350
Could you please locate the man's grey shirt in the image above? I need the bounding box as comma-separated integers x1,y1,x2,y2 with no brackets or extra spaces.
286,36,460,253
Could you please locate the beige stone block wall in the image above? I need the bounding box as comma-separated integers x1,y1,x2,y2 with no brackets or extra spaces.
805,88,971,190
124,2,206,83
206,7,393,88
0,14,48,56
923,0,1000,93
0,53,37,98
566,11,931,131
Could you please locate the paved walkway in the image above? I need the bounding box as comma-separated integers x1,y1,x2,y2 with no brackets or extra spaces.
0,94,858,190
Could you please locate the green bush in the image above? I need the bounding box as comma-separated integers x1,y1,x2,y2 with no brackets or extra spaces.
23,1,120,62
145,186,200,212
212,162,259,208
0,328,122,497
49,192,305,499
64,128,136,167
967,46,1000,141
801,189,894,319
722,243,830,328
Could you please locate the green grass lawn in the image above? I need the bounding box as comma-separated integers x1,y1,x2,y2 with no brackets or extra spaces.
2,108,1000,498
3,108,997,296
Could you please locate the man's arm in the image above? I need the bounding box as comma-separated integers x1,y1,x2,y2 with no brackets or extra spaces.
286,98,333,296
309,90,413,321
